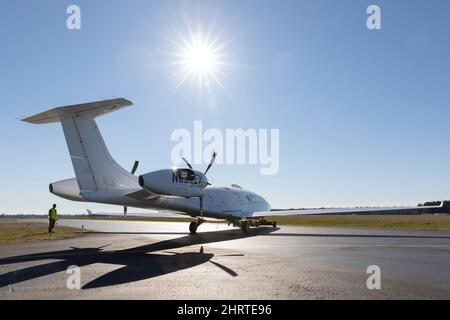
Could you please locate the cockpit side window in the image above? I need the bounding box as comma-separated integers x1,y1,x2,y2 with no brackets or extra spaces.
175,169,198,183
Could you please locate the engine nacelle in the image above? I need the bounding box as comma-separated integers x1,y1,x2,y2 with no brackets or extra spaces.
139,169,207,198
49,178,87,202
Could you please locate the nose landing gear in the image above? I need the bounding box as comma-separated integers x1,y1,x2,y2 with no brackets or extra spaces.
240,220,250,234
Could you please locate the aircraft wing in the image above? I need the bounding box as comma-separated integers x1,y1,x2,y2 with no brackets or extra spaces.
124,189,189,215
125,189,160,201
247,202,445,218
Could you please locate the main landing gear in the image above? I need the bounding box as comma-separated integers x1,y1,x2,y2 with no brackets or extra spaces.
239,219,277,234
190,217,278,235
189,218,205,234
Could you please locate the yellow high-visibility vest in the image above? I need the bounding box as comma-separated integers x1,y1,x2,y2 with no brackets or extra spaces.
48,208,58,220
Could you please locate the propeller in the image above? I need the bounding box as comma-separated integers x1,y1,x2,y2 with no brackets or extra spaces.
199,152,217,216
180,153,216,176
124,160,140,217
176,153,218,217
181,157,193,170
203,152,217,176
131,160,139,175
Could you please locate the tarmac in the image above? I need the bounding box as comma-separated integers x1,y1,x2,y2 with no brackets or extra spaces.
1,219,450,299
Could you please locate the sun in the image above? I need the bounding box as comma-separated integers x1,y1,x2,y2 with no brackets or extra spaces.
172,32,228,91
185,42,218,76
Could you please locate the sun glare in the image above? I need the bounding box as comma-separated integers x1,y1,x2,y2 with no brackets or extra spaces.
185,44,218,76
172,32,228,92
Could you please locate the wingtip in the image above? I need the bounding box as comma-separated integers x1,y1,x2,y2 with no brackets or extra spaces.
122,98,134,106
20,116,37,124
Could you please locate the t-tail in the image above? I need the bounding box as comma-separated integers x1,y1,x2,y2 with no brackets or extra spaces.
22,98,138,198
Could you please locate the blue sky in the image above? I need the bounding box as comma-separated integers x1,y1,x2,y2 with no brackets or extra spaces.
1,0,450,214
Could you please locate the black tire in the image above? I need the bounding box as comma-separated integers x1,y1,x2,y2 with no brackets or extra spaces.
273,221,277,228
189,222,198,234
241,221,250,234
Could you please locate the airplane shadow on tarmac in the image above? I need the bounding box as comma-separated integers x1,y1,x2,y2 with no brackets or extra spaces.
0,227,278,289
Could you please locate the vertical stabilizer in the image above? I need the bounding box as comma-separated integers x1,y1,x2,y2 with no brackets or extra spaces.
22,98,137,192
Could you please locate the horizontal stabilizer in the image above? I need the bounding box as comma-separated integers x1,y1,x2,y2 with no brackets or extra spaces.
22,98,133,124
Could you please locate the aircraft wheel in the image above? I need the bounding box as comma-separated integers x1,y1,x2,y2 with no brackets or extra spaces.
241,221,250,234
189,222,198,234
273,221,277,228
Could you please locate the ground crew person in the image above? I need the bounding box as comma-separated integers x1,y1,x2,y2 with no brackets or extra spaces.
48,204,58,233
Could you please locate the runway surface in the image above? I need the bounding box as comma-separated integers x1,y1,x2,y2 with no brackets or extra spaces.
1,219,450,299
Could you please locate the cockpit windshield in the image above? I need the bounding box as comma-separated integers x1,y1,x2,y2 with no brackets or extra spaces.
177,169,196,181
173,169,207,185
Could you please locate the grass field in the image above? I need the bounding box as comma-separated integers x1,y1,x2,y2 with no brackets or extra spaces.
63,215,450,231
0,220,87,245
264,215,450,230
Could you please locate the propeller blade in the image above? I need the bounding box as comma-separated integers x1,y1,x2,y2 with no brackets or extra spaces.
203,152,217,176
181,157,193,170
131,161,139,175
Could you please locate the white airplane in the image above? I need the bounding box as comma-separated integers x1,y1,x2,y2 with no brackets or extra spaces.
85,209,124,218
22,98,444,234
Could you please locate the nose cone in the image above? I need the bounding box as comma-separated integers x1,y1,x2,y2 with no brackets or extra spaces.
265,198,271,211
